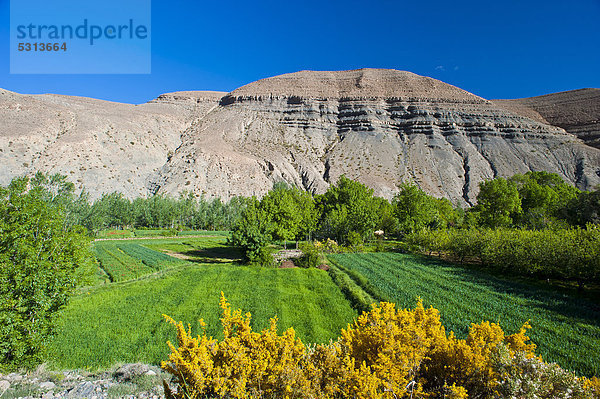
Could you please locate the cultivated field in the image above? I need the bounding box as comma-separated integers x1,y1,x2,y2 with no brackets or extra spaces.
48,236,356,369
329,252,600,376
49,236,599,377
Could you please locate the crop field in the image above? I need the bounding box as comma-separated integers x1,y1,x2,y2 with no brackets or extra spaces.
49,265,357,369
329,252,600,376
92,241,183,283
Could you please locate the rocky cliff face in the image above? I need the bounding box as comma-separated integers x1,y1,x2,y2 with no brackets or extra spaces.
2,69,599,205
493,88,600,149
150,69,600,205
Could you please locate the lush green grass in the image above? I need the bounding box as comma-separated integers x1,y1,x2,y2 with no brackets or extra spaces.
48,265,357,369
95,229,135,239
93,241,183,283
329,252,600,376
92,244,154,282
143,236,242,264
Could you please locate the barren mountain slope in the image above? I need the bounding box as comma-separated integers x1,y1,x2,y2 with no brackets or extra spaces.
0,89,225,198
151,69,600,205
2,70,599,205
494,89,600,149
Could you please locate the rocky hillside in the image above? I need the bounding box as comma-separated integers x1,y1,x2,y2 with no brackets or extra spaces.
0,89,224,198
493,88,600,149
2,69,599,205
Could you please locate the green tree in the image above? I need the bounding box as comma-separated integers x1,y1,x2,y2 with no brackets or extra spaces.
0,176,93,368
392,183,441,236
319,176,379,243
473,177,522,228
509,171,579,228
230,198,274,263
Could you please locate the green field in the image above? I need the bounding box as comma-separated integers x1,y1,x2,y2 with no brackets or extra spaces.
48,237,356,369
329,252,600,376
50,238,600,376
93,241,184,283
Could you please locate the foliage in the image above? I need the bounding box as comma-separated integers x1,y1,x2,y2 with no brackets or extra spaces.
163,295,596,398
329,252,600,376
565,186,600,227
473,177,522,228
318,176,379,244
229,198,274,263
406,227,600,287
0,176,93,368
392,183,444,236
296,241,325,268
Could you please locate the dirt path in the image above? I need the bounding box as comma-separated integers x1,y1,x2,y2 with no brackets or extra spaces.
163,250,196,261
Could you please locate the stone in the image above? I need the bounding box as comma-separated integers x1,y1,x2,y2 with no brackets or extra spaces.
0,380,10,391
2,69,599,205
113,363,150,382
67,381,95,398
39,381,56,390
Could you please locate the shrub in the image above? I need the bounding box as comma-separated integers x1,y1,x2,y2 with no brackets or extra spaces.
162,295,597,398
0,176,93,368
296,242,325,268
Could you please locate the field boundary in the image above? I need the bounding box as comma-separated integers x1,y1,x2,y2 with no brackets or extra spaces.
95,235,225,241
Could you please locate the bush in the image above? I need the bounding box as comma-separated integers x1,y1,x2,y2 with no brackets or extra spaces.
162,295,597,399
296,242,325,268
406,227,600,287
0,176,93,368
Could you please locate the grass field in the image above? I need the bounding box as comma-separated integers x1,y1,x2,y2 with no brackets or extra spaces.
328,252,600,376
48,237,356,369
93,241,183,283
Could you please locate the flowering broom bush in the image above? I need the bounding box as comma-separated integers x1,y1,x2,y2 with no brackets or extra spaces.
162,294,598,399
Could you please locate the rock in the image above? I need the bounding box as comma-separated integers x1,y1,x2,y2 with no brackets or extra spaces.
144,370,157,376
153,69,600,205
0,380,10,391
279,260,296,268
40,381,56,390
67,381,95,398
113,363,150,382
42,391,55,399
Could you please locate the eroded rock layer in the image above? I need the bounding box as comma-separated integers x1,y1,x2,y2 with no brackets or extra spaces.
2,69,599,204
151,70,600,205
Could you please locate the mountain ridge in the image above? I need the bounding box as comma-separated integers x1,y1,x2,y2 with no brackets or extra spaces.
1,69,599,204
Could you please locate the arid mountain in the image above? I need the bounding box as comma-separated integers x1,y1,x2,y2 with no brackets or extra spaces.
0,89,224,198
493,88,600,149
1,69,599,205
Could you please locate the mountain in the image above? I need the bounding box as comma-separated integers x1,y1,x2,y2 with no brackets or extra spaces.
493,88,600,149
1,69,599,205
0,89,224,198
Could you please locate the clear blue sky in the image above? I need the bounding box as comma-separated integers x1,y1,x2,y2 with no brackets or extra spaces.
0,0,599,104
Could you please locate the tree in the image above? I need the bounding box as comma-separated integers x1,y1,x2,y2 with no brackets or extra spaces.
319,176,379,243
392,183,441,236
509,171,579,228
0,176,93,368
473,178,521,228
229,198,274,263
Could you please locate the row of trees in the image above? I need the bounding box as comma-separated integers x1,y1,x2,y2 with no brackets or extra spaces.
20,173,251,234
406,227,600,289
231,171,600,263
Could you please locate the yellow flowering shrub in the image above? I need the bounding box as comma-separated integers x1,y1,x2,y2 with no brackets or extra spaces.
162,295,597,399
162,293,310,399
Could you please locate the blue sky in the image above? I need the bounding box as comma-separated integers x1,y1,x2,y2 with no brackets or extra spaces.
0,0,599,103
